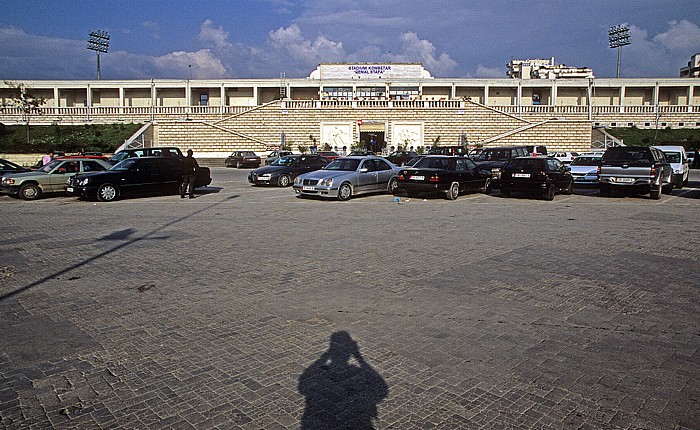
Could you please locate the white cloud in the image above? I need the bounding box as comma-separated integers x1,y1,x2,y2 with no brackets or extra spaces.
652,20,700,52
396,32,457,76
198,19,231,49
475,65,503,78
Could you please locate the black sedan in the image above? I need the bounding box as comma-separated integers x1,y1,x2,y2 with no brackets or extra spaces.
500,157,573,201
249,154,329,187
0,158,30,176
385,150,419,166
395,155,492,200
225,151,261,168
68,157,185,201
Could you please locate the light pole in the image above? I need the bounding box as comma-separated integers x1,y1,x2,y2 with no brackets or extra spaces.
87,31,110,80
608,25,630,78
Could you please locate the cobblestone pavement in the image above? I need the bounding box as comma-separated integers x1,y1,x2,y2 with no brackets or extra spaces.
1,167,699,429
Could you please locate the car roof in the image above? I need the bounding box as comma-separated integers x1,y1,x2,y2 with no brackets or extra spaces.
652,145,686,152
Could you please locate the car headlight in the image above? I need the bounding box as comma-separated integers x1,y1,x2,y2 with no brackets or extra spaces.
319,178,333,187
78,178,90,186
2,177,15,185
294,176,302,185
491,167,501,173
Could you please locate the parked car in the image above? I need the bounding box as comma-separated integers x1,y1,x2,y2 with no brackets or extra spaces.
249,154,329,187
427,146,469,156
1,157,112,200
68,157,197,202
265,150,294,165
109,146,182,164
293,156,400,201
526,145,548,156
474,146,529,184
0,158,30,176
395,156,492,200
687,150,696,168
569,154,602,186
226,151,261,168
316,151,340,161
405,156,424,167
550,151,580,164
598,146,673,199
652,145,689,188
109,146,211,187
500,157,573,200
385,150,419,166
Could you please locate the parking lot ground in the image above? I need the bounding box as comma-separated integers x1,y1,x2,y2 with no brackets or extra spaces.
1,167,699,429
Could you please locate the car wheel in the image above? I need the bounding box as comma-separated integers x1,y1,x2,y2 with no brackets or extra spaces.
650,184,661,200
480,178,492,194
544,184,555,201
388,177,399,194
236,161,242,168
97,184,119,202
19,183,41,200
564,179,573,195
337,182,352,201
278,174,291,187
446,182,459,200
600,184,610,197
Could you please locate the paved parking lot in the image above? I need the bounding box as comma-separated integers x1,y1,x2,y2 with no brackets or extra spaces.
1,167,699,429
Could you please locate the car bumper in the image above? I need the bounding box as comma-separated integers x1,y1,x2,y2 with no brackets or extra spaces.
293,184,339,198
501,180,549,192
572,175,599,185
0,185,20,195
599,177,654,187
398,182,448,193
248,173,278,185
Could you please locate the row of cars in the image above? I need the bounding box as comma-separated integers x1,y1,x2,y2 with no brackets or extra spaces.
1,147,211,201
249,144,693,202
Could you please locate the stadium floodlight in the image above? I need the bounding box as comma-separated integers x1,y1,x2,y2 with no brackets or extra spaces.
608,25,630,78
87,31,110,80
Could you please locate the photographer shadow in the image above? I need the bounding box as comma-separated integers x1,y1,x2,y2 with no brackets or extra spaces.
298,331,388,429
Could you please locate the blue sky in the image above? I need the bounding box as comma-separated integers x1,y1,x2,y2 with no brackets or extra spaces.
1,0,699,80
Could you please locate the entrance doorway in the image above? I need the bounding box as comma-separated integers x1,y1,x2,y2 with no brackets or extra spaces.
359,131,386,153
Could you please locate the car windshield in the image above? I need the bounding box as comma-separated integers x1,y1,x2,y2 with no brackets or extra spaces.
110,159,137,171
662,152,681,163
109,152,132,163
323,158,361,171
414,157,450,169
0,159,22,169
602,148,651,164
476,149,509,161
37,159,62,173
271,156,297,166
570,157,601,166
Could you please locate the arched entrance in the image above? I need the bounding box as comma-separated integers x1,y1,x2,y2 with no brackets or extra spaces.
359,122,386,153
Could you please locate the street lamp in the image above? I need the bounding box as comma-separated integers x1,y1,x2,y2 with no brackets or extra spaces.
87,30,110,80
608,25,630,78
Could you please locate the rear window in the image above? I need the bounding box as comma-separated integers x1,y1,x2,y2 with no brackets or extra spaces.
571,156,601,166
414,157,450,169
507,158,541,171
602,148,652,165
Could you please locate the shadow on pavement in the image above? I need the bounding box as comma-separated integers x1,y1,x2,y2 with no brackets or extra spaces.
298,331,388,430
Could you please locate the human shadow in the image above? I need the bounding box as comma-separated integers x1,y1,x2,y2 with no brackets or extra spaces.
298,331,388,430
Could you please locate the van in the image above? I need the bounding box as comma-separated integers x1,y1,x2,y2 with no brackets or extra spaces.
526,145,548,156
652,146,689,188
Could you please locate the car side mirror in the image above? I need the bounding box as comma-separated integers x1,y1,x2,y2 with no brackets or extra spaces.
359,168,368,173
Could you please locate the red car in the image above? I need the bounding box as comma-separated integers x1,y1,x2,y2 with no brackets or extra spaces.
316,151,340,162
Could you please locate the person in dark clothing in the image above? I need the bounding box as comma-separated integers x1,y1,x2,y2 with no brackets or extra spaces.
181,149,199,199
694,149,699,169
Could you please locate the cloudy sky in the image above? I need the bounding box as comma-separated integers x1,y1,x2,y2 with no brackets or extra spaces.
1,0,699,80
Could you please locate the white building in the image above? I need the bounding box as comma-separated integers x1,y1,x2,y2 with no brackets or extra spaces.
681,54,700,78
507,58,594,80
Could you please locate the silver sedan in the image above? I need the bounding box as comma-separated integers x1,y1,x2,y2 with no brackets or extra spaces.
293,156,400,201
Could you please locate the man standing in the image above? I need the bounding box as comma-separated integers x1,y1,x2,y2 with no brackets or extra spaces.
181,149,199,199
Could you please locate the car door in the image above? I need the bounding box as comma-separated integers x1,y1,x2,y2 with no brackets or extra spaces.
373,159,394,189
49,160,80,192
458,158,482,190
357,159,378,192
546,159,565,189
123,159,155,195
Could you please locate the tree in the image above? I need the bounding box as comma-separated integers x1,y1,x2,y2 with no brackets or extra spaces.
4,81,47,145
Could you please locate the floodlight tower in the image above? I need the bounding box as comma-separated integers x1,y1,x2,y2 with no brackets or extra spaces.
87,30,110,80
608,25,630,78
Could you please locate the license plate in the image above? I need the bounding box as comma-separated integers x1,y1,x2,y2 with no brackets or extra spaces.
513,173,530,178
614,177,634,183
409,175,425,181
256,176,270,181
302,186,315,191
66,187,74,192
